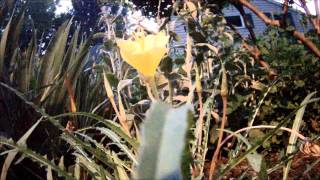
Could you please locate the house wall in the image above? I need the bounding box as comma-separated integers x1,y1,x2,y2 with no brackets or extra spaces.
169,0,310,47
169,16,187,54
222,0,308,37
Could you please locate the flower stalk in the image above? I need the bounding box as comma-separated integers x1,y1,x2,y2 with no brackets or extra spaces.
209,65,228,179
145,76,160,101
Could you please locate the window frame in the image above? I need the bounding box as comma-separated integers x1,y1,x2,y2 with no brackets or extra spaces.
225,14,246,29
264,12,295,27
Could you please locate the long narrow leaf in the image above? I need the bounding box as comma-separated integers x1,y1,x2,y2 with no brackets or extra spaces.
52,112,139,150
97,127,137,164
0,138,74,179
0,15,12,78
218,93,319,178
1,118,42,180
283,92,317,180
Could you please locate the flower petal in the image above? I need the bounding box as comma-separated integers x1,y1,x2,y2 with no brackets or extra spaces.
117,39,141,53
128,52,157,77
155,31,170,48
116,31,169,77
149,47,167,73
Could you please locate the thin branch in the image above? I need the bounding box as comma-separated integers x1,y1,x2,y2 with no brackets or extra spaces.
232,3,277,76
281,0,289,28
237,0,280,26
299,0,320,35
157,0,162,22
233,2,257,41
293,30,320,56
236,0,320,58
228,23,277,77
209,67,228,180
315,0,320,19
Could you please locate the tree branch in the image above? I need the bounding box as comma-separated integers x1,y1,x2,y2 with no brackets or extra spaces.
227,23,277,78
236,0,320,58
281,0,289,28
237,0,280,26
299,0,320,35
233,2,257,41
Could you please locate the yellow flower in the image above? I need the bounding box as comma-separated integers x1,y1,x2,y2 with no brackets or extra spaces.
116,31,169,77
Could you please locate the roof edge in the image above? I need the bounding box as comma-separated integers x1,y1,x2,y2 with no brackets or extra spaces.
263,0,304,14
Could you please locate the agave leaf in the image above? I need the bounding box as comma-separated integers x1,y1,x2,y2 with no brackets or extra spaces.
88,78,104,108
54,26,81,105
0,15,12,79
61,26,81,76
0,138,74,179
40,31,90,105
68,34,92,82
136,102,192,180
17,30,37,92
10,11,24,52
46,159,54,180
283,92,317,180
74,153,110,180
71,131,132,174
69,133,125,180
39,19,73,102
0,118,42,180
62,133,115,168
0,82,124,178
111,152,130,180
117,79,133,92
74,157,81,180
116,78,130,128
0,0,14,19
56,35,91,111
96,127,137,165
42,25,91,110
59,156,65,171
53,112,139,149
4,10,25,81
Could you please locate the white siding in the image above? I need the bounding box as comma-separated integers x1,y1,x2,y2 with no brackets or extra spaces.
223,0,309,37
169,16,187,54
172,0,311,42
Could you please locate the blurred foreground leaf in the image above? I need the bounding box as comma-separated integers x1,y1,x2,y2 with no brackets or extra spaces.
136,102,192,180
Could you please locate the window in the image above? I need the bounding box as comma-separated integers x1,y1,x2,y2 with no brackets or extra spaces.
264,12,272,19
287,13,295,26
225,15,245,28
273,14,282,21
274,13,295,26
225,13,255,29
264,12,295,27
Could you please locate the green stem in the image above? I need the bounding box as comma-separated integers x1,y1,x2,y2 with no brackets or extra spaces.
150,76,160,100
145,76,160,101
168,80,173,104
